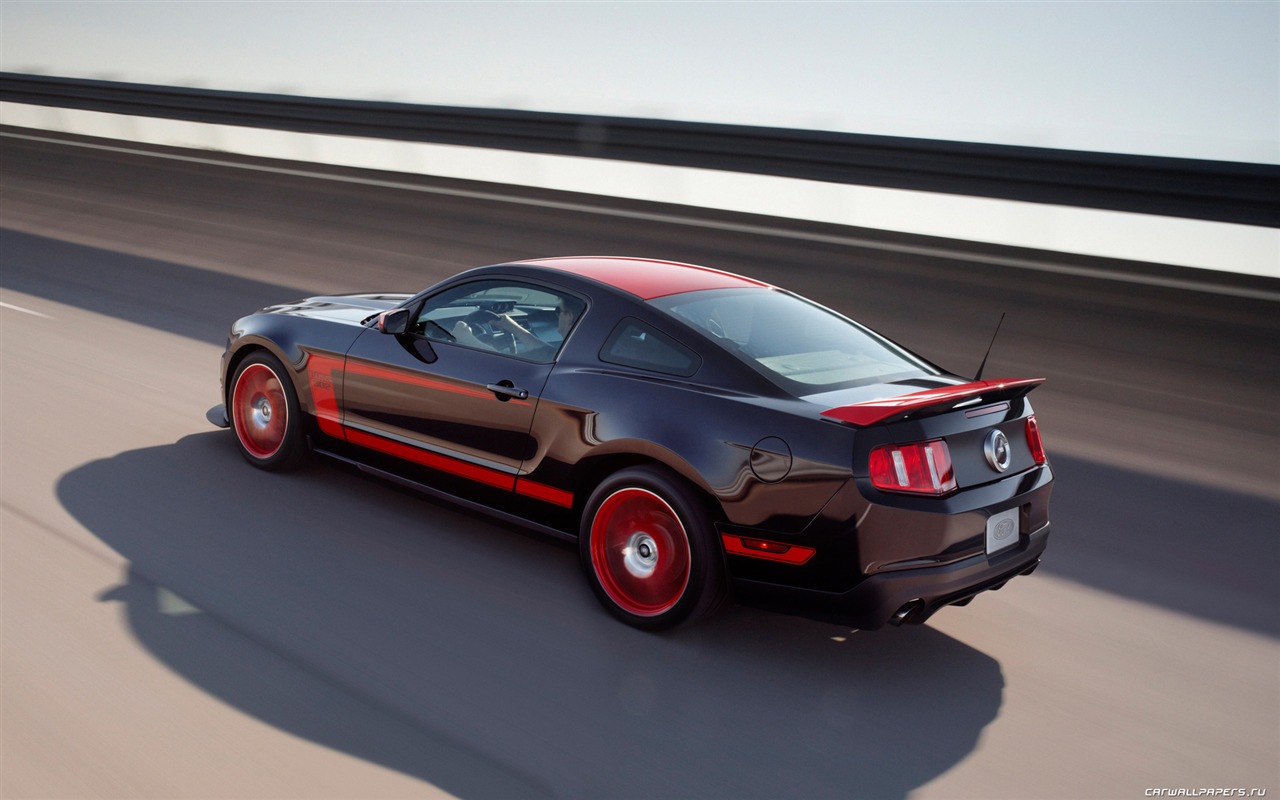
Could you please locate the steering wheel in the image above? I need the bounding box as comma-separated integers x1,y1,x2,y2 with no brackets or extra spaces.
463,309,515,353
464,308,501,329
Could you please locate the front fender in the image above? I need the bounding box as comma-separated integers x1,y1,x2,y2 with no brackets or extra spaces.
221,313,365,417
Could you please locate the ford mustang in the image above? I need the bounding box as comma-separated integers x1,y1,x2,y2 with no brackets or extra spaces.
208,257,1052,630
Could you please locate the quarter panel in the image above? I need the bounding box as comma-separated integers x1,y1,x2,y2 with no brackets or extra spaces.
526,367,857,532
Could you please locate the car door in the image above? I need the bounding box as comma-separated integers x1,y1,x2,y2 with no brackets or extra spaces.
340,278,583,490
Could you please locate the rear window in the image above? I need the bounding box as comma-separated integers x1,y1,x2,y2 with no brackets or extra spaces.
651,288,939,391
599,318,701,377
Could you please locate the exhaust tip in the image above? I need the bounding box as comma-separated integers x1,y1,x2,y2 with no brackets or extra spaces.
890,599,927,626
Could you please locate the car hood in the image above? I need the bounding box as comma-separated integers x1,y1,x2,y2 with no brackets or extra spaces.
259,293,413,326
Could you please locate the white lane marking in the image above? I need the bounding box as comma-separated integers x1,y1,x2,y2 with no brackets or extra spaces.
5,130,1277,302
0,301,52,318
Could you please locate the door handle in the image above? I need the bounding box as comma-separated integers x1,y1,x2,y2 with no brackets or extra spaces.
486,382,529,401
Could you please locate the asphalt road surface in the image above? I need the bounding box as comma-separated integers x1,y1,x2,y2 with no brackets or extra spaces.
2,129,1277,799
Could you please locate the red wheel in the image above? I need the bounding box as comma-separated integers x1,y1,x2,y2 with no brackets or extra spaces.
590,488,691,617
580,467,726,630
229,351,305,470
233,364,287,458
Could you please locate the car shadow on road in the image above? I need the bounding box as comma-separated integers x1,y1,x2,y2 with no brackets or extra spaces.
59,432,1004,799
11,226,1277,641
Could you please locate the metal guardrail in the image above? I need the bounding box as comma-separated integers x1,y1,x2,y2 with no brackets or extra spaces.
3,72,1277,227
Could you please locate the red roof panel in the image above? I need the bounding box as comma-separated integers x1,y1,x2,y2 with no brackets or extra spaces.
517,256,769,300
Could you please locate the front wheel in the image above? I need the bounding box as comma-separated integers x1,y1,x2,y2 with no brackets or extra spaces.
579,466,726,630
229,351,306,471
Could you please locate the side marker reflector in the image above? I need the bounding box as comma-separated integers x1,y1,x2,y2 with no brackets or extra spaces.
721,535,816,565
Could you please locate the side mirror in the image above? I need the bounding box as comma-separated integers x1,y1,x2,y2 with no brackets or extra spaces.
377,308,411,335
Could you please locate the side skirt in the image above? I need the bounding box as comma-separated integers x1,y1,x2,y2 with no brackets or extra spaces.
312,445,578,545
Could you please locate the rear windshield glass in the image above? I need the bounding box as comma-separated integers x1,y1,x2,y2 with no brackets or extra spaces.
651,288,940,391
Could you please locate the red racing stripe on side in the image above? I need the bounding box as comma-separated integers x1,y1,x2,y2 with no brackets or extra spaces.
305,354,563,502
515,479,574,508
305,353,346,439
344,428,517,491
343,360,532,406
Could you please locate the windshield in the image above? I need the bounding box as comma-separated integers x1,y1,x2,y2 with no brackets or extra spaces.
652,288,941,391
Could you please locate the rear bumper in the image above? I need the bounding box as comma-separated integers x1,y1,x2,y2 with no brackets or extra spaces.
733,523,1050,630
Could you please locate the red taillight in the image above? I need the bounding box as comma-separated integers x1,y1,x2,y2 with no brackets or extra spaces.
869,439,957,495
1026,414,1046,465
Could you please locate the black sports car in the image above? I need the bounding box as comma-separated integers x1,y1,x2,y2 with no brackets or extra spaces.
209,257,1052,630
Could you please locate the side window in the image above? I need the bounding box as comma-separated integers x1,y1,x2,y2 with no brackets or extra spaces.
599,318,701,377
414,280,585,363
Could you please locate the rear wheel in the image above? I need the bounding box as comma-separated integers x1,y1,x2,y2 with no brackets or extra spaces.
580,466,726,630
229,351,305,471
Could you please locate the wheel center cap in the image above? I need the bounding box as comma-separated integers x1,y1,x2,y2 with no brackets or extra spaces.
623,532,659,579
254,397,273,425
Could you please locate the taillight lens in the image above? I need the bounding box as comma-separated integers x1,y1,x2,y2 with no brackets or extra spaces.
1026,415,1046,465
869,439,957,495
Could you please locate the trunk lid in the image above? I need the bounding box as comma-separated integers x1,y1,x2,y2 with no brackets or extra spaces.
815,377,1044,427
812,377,1046,489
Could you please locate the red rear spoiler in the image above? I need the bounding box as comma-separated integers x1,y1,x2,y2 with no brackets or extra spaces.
821,378,1045,427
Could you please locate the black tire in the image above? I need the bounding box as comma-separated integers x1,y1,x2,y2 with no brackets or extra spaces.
228,351,306,471
579,466,727,630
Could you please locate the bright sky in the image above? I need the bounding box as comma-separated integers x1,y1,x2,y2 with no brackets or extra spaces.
2,1,1277,163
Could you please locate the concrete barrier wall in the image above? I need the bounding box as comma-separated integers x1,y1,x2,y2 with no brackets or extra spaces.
3,101,1276,278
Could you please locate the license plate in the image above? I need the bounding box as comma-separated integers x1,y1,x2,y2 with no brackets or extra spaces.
986,507,1020,554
